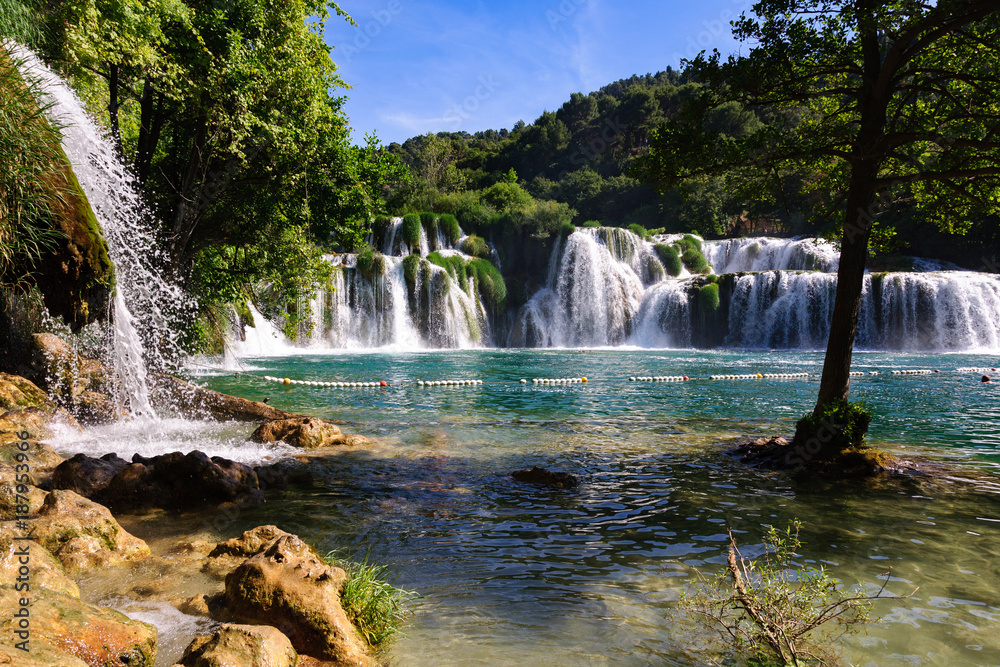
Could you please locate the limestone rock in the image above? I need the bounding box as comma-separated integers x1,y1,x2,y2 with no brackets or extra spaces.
177,624,297,667
151,374,296,422
251,418,343,448
0,641,89,666
0,464,47,519
29,489,150,569
0,372,51,411
0,407,80,457
511,466,578,489
73,389,122,425
210,525,292,559
224,534,372,665
0,539,79,598
0,586,156,666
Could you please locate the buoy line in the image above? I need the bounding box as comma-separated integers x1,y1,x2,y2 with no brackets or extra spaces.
890,369,937,375
417,379,484,387
526,377,588,385
627,376,688,382
957,367,997,373
710,373,809,380
262,376,389,388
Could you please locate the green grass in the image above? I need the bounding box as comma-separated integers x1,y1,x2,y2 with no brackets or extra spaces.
427,251,469,292
697,282,720,313
325,551,415,649
467,258,506,310
655,243,682,276
439,213,461,245
628,222,651,241
402,253,420,290
401,214,421,249
681,247,710,274
682,233,703,251
459,234,490,259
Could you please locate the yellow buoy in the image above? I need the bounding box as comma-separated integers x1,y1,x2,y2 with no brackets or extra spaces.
757,373,763,378
581,377,588,382
283,378,291,385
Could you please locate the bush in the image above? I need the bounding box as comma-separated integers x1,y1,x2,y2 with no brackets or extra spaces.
438,213,461,245
402,253,420,290
355,248,385,280
401,214,421,249
459,234,490,259
427,251,468,291
655,244,682,277
682,233,703,251
793,399,873,460
582,219,601,228
325,552,414,648
628,222,651,241
697,283,720,313
681,247,710,274
467,258,506,310
682,522,898,666
558,221,576,238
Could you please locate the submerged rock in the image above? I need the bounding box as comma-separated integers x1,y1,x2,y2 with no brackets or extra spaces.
725,436,904,479
151,374,296,422
511,466,579,489
176,624,297,667
224,534,373,665
0,586,156,666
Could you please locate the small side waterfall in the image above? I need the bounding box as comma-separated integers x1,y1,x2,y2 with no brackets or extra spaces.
15,47,190,416
701,236,840,273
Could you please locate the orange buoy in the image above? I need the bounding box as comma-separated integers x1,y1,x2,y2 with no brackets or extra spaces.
380,381,388,387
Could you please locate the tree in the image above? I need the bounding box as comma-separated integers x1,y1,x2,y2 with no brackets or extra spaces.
636,1,1000,419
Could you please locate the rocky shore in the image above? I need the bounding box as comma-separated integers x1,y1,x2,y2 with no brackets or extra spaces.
0,334,380,666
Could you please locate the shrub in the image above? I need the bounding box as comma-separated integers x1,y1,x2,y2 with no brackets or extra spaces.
682,233,703,251
427,251,468,291
467,258,506,310
459,235,490,259
438,213,461,245
401,214,421,249
628,222,651,241
793,399,873,460
582,219,601,228
697,283,720,313
655,244,682,277
325,551,414,648
356,248,385,280
682,522,900,666
558,221,576,238
681,247,710,274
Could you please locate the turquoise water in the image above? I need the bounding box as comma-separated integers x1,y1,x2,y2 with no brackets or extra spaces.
189,349,1000,666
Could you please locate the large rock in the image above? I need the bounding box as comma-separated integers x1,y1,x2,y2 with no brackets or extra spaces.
209,525,292,560
176,624,297,667
0,373,51,411
0,465,47,519
251,418,346,448
0,407,77,452
0,539,79,598
0,586,156,666
511,466,578,489
224,534,373,665
22,335,118,423
51,453,130,498
0,641,88,666
151,374,296,422
24,489,150,570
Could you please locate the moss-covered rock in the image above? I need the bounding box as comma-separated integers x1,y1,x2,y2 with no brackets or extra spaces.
0,372,50,411
0,539,80,598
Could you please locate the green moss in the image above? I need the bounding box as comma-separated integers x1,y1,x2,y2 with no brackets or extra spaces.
420,212,438,251
438,213,461,245
466,259,506,311
459,235,490,259
681,247,710,274
356,249,386,280
401,214,422,249
581,220,601,228
627,222,651,241
793,399,873,461
697,283,720,313
558,221,576,238
682,233,703,251
402,254,420,290
654,243,682,276
372,216,393,243
428,251,469,292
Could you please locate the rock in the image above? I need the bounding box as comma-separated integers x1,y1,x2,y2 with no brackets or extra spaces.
0,539,79,598
251,417,344,448
0,372,51,411
210,525,292,559
0,464,47,519
27,489,150,569
73,389,122,424
0,406,80,453
51,452,130,497
0,586,156,666
176,624,297,667
177,593,213,617
224,534,373,665
58,451,264,511
22,334,119,423
151,374,296,422
0,641,89,666
511,466,578,489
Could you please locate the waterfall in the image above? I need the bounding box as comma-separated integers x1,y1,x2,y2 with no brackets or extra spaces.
702,236,840,273
14,46,190,417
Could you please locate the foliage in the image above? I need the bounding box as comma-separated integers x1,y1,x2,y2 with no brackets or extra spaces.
655,243,682,277
697,282,720,314
427,251,468,292
401,253,419,290
559,222,576,238
627,222,651,241
582,219,601,228
459,235,490,259
683,522,900,666
438,213,460,245
466,258,506,311
793,399,872,460
681,247,710,275
324,551,414,649
682,234,702,252
401,214,421,249
1,0,43,44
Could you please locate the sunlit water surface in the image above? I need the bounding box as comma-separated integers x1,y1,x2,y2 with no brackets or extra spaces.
59,349,1000,666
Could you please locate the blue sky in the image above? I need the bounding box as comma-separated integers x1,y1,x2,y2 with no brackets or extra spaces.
322,0,754,145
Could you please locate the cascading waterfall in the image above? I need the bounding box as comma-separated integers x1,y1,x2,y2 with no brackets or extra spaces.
701,236,840,273
15,46,190,415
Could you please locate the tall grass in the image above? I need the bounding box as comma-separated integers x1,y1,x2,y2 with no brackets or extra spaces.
401,213,421,249
0,0,42,45
467,258,506,310
325,551,415,649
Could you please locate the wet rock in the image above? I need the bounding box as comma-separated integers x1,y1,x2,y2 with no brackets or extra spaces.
0,464,47,519
0,372,51,411
0,641,89,666
151,374,296,422
224,534,373,665
251,417,345,448
511,466,578,489
176,624,297,667
177,593,214,617
0,407,80,458
0,586,157,666
0,539,79,598
73,389,122,424
255,458,315,491
23,335,119,423
210,525,292,560
51,452,130,497
725,436,795,469
26,489,150,570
